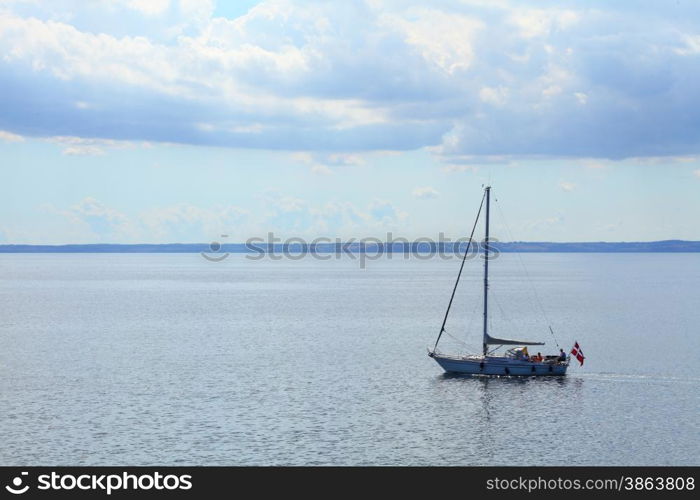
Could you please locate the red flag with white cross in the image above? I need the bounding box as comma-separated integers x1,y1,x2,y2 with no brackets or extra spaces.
570,342,585,366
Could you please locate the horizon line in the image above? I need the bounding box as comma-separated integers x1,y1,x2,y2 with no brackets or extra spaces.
1,240,699,253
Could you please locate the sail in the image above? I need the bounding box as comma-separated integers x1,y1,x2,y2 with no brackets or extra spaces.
484,333,544,346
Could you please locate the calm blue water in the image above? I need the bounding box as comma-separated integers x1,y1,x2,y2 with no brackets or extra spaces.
0,253,698,465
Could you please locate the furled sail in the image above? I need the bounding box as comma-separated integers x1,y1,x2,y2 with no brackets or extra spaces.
484,333,544,346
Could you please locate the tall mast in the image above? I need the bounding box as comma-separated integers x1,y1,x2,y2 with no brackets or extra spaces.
482,186,490,356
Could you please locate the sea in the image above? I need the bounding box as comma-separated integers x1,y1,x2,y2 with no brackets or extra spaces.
0,253,698,465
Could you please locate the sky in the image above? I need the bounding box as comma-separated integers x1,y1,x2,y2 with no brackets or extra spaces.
1,0,699,244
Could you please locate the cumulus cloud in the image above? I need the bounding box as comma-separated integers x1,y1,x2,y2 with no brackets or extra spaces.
259,190,408,235
125,0,171,17
0,1,699,159
675,34,700,56
57,197,138,241
292,151,366,173
140,202,249,241
379,7,483,74
16,191,413,243
479,86,509,107
559,181,575,192
441,164,477,173
412,186,439,199
310,164,333,175
368,199,407,225
46,197,250,242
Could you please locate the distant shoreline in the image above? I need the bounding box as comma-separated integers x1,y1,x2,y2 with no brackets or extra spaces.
1,240,699,253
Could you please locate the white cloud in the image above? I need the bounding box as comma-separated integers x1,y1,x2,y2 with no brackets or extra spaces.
539,65,572,98
324,154,365,167
0,1,699,159
69,197,126,221
0,130,24,142
126,0,171,17
178,0,214,20
412,186,439,199
580,159,607,169
675,34,700,56
22,192,415,243
310,164,332,175
293,151,365,174
441,164,477,173
62,145,105,156
368,199,408,224
380,8,483,74
254,191,409,238
140,203,249,241
276,196,306,213
559,181,575,192
47,197,252,242
57,197,139,241
479,86,509,107
45,136,138,156
628,156,699,165
0,10,385,131
508,9,579,39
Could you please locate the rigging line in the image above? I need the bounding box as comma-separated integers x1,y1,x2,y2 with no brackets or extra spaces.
446,288,482,355
463,286,482,342
494,197,553,336
487,346,504,355
494,197,561,349
432,190,487,352
442,329,471,350
490,288,517,333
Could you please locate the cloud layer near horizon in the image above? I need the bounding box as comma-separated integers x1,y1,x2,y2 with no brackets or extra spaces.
2,0,700,160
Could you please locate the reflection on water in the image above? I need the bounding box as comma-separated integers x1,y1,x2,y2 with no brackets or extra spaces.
438,374,581,425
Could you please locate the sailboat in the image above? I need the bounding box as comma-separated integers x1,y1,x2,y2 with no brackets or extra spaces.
428,186,569,376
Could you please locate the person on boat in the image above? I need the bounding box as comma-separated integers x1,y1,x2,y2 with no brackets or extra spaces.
558,349,567,362
533,352,543,362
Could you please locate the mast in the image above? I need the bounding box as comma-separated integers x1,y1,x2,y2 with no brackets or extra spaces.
482,186,490,356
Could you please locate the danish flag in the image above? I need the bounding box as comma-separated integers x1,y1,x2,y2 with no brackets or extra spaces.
570,342,585,366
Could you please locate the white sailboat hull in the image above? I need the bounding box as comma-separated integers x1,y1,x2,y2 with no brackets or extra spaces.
430,353,568,376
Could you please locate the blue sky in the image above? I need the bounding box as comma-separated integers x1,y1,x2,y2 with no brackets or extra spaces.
1,0,699,244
